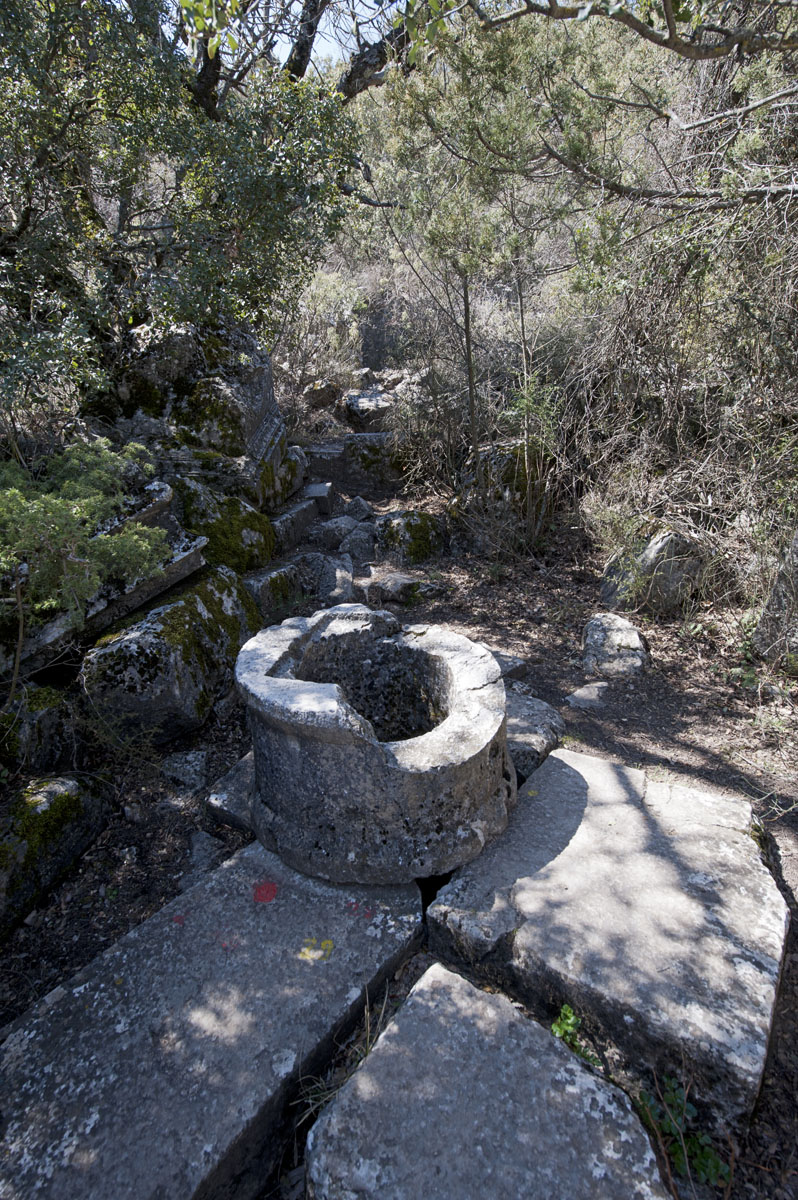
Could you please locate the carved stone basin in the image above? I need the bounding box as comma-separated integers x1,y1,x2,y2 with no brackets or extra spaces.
235,605,517,884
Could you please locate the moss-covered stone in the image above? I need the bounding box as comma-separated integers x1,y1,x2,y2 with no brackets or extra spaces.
172,378,247,457
173,477,275,573
80,567,259,744
376,511,445,566
1,776,104,941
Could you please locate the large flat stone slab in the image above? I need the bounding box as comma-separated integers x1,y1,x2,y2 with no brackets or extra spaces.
0,844,422,1200
428,750,789,1130
306,963,668,1200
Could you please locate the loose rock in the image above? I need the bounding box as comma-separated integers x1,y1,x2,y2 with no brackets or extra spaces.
582,613,651,677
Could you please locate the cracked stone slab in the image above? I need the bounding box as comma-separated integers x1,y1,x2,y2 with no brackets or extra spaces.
306,963,668,1200
428,750,789,1130
0,843,422,1200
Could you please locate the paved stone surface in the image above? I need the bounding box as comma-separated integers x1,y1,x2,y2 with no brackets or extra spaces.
428,750,789,1130
582,613,651,677
0,843,422,1200
504,684,566,780
205,750,255,831
306,963,669,1200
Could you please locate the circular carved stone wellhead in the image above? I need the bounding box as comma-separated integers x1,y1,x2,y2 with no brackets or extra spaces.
235,605,517,884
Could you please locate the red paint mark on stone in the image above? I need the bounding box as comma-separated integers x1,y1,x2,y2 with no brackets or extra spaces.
173,915,186,926
253,880,278,904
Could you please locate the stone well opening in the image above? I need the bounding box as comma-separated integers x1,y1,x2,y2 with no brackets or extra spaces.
295,632,450,743
235,604,517,886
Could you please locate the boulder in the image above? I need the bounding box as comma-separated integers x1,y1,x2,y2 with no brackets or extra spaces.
1,777,105,940
116,322,294,511
271,497,317,553
375,510,446,566
753,529,798,667
352,569,443,607
582,613,651,677
79,567,259,743
601,530,705,615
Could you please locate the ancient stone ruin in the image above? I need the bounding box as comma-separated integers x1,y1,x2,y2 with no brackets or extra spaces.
235,605,517,884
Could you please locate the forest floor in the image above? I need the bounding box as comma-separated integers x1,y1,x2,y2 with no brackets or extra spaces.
1,504,796,1200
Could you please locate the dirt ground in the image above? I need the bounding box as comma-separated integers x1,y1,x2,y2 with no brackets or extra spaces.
1,517,796,1200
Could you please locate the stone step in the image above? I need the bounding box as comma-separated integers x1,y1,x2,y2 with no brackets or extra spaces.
306,963,669,1200
302,481,335,515
271,497,318,554
428,749,790,1131
0,844,422,1200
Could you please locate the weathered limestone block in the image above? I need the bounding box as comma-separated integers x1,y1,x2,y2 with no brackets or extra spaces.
504,684,566,780
352,568,443,607
271,498,318,553
302,481,335,515
306,963,669,1200
310,516,359,551
1,778,104,940
375,510,446,566
294,553,355,606
244,563,301,619
582,613,651,677
601,530,706,615
429,750,790,1131
0,686,73,773
80,567,259,743
753,528,798,666
236,606,516,885
338,524,376,566
340,386,395,431
205,750,256,832
0,842,422,1200
175,477,275,572
344,496,374,522
119,322,294,511
303,380,340,409
304,435,401,493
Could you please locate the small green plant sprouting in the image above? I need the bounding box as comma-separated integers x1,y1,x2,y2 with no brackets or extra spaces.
551,1004,600,1068
639,1075,730,1191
